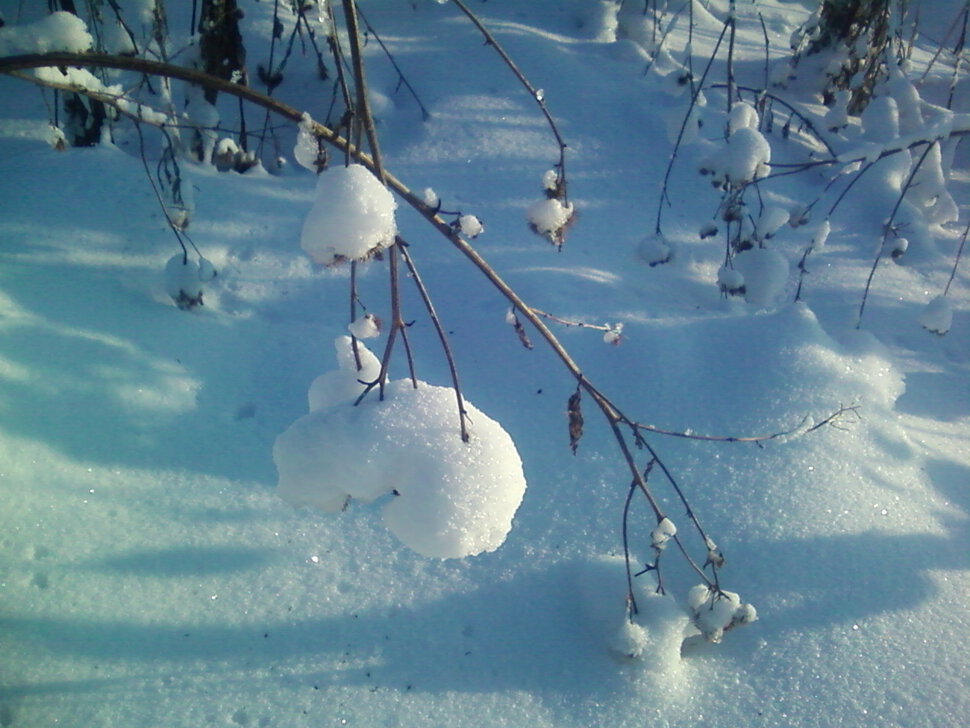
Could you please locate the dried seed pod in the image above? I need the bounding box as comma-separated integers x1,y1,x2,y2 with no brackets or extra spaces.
567,389,584,454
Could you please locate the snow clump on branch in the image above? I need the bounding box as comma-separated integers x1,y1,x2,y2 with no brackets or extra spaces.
275,338,528,559
687,585,757,643
0,11,93,55
300,164,397,265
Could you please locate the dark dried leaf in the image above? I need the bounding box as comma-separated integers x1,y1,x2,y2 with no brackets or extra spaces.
568,389,583,454
510,311,533,350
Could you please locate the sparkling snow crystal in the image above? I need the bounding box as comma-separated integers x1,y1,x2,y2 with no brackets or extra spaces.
275,339,527,558
300,164,397,265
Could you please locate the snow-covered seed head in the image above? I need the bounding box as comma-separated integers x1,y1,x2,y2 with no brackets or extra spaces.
650,517,677,551
704,537,725,568
883,236,908,260
423,187,440,209
717,266,745,296
699,222,719,240
919,295,952,336
458,214,484,239
687,585,757,643
638,234,672,267
348,312,382,339
527,197,575,248
164,254,206,310
602,323,624,346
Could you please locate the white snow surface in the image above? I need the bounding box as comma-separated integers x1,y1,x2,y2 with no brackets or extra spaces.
1,1,968,727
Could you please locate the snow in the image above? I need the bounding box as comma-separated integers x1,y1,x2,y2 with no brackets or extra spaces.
919,295,953,335
0,11,93,54
275,339,527,558
458,214,484,238
347,312,381,339
300,163,397,265
163,253,206,310
733,247,790,307
649,516,677,551
703,126,772,187
1,1,968,726
526,196,574,242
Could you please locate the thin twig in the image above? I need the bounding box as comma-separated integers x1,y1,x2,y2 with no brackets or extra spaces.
633,404,860,443
399,240,470,442
858,141,936,327
449,0,569,200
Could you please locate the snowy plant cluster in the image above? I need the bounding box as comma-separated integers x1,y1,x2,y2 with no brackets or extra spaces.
626,1,969,329
275,159,527,558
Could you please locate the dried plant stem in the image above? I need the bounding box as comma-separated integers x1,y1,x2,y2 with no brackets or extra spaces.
656,19,730,234
398,240,470,442
635,404,859,443
449,0,568,198
857,141,936,327
528,308,613,332
944,218,969,297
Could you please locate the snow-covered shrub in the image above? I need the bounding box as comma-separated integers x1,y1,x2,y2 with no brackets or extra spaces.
164,254,213,310
686,584,757,643
733,248,789,307
527,170,575,248
919,295,953,335
638,233,672,266
701,126,771,189
274,339,527,559
300,164,397,265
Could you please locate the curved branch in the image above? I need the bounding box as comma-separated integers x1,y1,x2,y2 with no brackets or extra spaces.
0,50,721,588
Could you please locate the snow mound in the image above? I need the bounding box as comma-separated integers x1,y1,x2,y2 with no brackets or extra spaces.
164,254,207,310
300,164,397,265
703,126,771,187
578,555,688,673
919,295,952,335
275,340,527,558
733,247,789,307
307,335,381,411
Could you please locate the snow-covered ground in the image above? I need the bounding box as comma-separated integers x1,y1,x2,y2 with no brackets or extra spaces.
1,1,967,726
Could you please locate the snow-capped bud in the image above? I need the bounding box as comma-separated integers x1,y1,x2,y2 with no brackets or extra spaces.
650,517,677,551
919,295,952,335
348,312,382,339
699,222,719,239
603,323,624,346
459,214,484,238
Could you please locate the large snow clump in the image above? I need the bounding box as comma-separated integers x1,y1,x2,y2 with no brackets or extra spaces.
275,338,527,558
300,163,397,265
0,11,93,54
